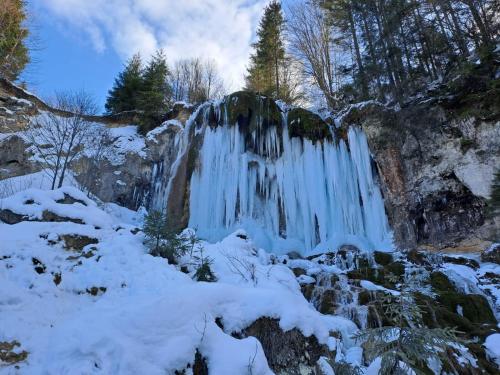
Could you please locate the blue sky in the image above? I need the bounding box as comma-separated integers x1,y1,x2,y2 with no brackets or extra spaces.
21,0,271,113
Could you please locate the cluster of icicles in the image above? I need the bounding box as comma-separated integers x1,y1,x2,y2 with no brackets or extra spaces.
151,98,392,255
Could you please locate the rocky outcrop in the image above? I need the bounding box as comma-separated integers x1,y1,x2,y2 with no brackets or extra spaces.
238,317,332,375
339,90,499,252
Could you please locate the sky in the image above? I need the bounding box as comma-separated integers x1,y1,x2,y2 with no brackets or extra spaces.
21,0,271,113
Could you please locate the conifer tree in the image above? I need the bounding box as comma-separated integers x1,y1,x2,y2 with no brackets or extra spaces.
143,210,189,264
246,1,290,101
137,50,173,133
105,53,143,114
0,0,29,81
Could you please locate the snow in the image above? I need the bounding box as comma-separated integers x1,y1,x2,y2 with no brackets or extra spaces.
360,280,400,296
0,186,112,228
316,357,335,375
484,333,500,366
0,187,359,374
187,104,392,255
146,119,183,142
0,170,80,199
108,125,146,164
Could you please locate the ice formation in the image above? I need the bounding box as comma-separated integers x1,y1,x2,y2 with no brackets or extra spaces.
153,99,393,255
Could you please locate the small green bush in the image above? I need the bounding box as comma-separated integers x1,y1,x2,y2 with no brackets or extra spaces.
142,210,189,264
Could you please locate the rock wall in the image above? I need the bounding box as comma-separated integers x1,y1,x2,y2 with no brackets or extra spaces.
339,99,499,252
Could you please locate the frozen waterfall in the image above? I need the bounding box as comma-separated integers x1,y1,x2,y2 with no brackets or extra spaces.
187,107,392,255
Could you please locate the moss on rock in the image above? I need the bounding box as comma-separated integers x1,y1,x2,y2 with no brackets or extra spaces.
430,272,456,292
437,292,496,325
373,251,393,266
384,261,405,277
223,91,282,132
287,108,331,142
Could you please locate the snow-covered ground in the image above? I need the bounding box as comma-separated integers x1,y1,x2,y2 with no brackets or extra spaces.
0,187,357,374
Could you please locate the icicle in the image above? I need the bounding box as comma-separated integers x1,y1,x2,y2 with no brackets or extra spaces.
187,104,393,255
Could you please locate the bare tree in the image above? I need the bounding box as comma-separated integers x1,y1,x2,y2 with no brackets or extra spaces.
77,125,113,197
171,58,227,104
287,1,344,109
25,91,97,190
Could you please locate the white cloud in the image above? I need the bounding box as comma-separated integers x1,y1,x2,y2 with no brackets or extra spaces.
37,0,269,91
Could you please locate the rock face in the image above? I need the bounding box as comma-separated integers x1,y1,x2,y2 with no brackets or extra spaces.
339,96,499,252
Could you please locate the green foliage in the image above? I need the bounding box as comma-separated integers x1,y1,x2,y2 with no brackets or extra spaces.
193,258,216,282
138,50,173,133
354,274,461,374
142,210,188,264
0,0,29,80
245,1,299,103
105,50,173,134
105,53,143,114
191,244,216,282
313,0,497,105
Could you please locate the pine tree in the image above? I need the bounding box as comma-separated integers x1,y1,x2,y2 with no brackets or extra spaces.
137,50,173,133
245,1,288,100
193,247,216,282
143,210,189,264
0,0,29,81
105,53,143,114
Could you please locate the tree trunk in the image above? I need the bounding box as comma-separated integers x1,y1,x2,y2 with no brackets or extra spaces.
347,2,368,99
462,0,490,45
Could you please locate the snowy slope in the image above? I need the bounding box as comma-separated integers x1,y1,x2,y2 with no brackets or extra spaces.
0,188,357,374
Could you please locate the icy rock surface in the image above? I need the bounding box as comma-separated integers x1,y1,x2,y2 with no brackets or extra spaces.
172,102,393,255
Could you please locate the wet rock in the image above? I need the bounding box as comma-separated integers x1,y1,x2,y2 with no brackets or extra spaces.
0,209,27,224
319,289,337,315
86,286,107,296
481,243,500,264
53,272,62,286
292,267,306,277
240,317,331,375
442,255,480,269
60,234,98,251
55,193,87,206
384,261,405,277
301,283,315,302
373,251,392,266
41,210,84,224
32,258,46,274
174,350,208,375
406,249,428,265
287,251,302,260
0,340,28,364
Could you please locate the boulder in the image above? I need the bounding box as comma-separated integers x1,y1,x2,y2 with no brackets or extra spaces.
60,234,98,251
240,317,331,375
